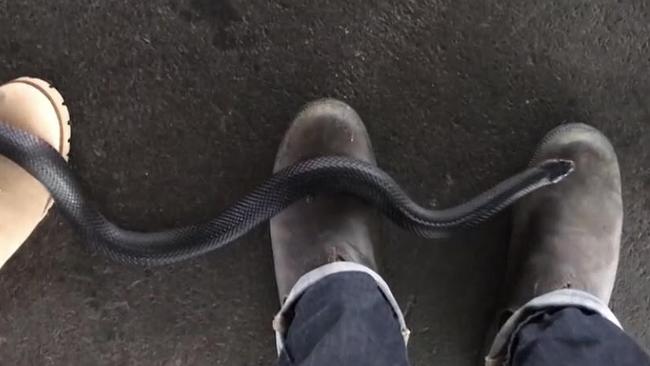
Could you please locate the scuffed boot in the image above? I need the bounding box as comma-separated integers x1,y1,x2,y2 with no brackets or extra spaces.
270,99,381,302
486,123,623,364
0,77,71,269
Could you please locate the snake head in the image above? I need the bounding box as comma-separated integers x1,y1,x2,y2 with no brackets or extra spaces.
537,159,575,184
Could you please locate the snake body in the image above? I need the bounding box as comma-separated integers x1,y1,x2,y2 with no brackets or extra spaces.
0,121,574,266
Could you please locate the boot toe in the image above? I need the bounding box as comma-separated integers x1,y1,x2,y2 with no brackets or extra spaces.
531,123,617,167
274,99,375,172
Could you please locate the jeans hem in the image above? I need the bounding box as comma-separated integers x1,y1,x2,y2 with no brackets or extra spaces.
273,262,410,355
485,288,621,366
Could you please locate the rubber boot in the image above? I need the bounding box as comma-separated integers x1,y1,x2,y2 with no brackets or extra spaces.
270,99,381,301
0,77,71,269
486,123,622,362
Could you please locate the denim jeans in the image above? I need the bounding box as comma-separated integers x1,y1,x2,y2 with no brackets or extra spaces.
274,263,650,366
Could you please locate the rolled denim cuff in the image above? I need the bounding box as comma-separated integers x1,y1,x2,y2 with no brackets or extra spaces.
272,262,410,355
485,288,621,366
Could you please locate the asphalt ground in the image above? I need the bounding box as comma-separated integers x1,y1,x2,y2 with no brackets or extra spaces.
0,0,649,364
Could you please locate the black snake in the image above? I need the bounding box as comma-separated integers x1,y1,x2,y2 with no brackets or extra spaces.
0,121,574,266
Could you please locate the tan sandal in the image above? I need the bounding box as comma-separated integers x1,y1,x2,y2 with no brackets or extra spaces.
0,77,71,269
